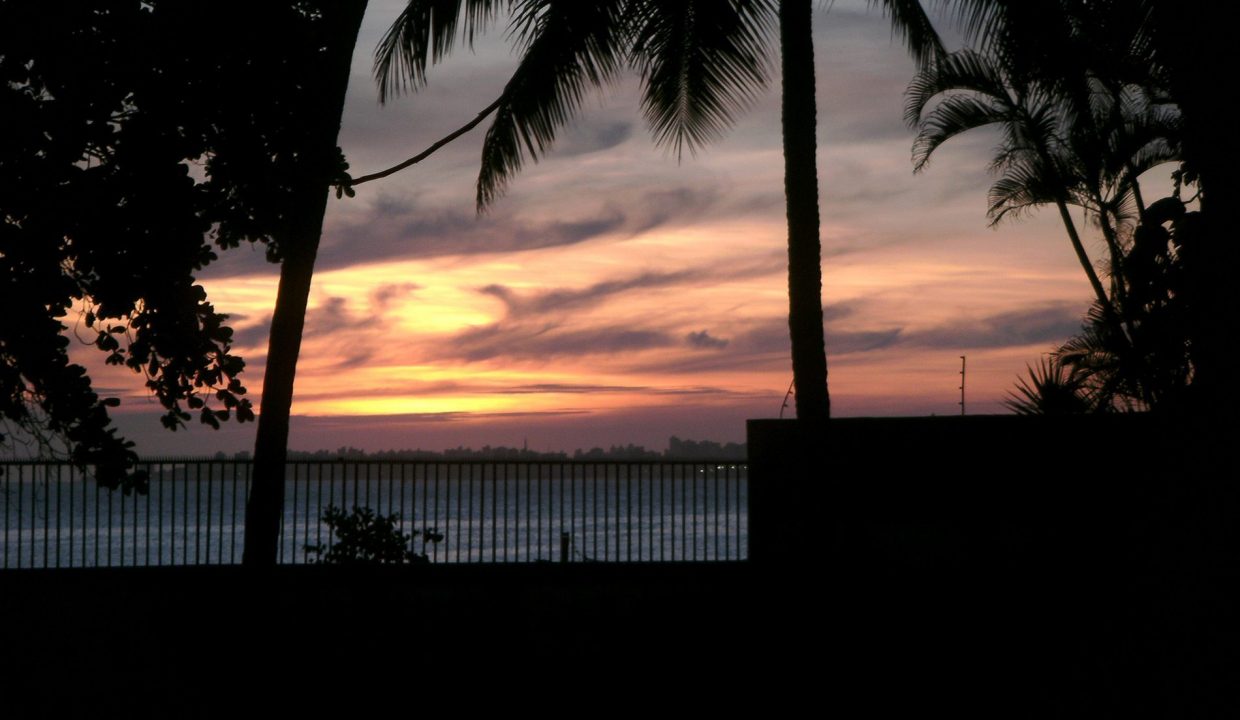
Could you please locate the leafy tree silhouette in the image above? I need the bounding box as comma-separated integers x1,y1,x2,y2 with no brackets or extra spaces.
0,0,371,556
0,2,290,488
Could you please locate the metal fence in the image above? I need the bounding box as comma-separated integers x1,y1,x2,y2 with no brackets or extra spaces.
1,459,748,568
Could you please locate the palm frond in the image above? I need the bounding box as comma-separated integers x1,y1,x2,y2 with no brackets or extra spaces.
626,0,774,158
1002,355,1095,415
374,0,503,103
904,49,1008,128
937,0,1005,51
475,0,630,209
987,155,1061,225
871,0,945,67
911,93,1008,172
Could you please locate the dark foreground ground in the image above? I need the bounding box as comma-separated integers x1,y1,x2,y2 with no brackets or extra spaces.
2,415,1235,716
2,552,1231,716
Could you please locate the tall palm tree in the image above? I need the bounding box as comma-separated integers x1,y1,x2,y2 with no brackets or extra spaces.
779,0,828,421
781,0,942,421
376,1,942,424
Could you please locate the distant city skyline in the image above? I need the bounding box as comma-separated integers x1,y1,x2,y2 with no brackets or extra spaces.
78,0,1174,456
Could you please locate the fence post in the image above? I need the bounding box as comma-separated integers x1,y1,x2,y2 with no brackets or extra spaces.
560,531,569,563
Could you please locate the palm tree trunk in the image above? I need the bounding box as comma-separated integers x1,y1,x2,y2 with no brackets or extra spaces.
242,0,368,566
1094,203,1135,324
1054,198,1111,313
781,0,829,422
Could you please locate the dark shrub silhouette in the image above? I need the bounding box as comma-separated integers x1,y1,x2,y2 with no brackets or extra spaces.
304,505,442,565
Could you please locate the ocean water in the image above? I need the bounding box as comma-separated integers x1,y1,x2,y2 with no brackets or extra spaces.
1,461,748,568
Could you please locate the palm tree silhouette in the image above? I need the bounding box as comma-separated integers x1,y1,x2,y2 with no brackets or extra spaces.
241,2,946,561
375,1,774,208
375,1,941,423
779,1,941,421
244,0,772,564
906,48,1115,313
905,38,1175,333
940,0,1232,414
907,2,1189,413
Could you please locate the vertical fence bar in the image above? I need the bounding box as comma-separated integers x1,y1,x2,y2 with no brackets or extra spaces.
3,466,9,570
68,465,76,568
388,463,396,528
119,472,127,568
104,481,112,568
724,465,730,561
54,465,62,568
679,465,689,562
179,464,188,565
315,463,325,559
288,462,299,565
474,464,483,563
243,463,252,562
432,463,440,563
40,467,49,568
191,462,199,565
92,469,100,567
490,463,497,563
399,464,408,554
649,464,656,562
454,464,462,564
570,463,575,565
524,465,532,562
654,463,664,565
229,461,237,564
142,464,150,567
729,465,739,562
77,466,85,567
328,464,338,549
18,466,25,568
349,462,358,515
714,465,720,560
694,464,701,561
625,464,632,562
537,463,544,563
501,463,508,563
589,464,596,562
202,463,210,565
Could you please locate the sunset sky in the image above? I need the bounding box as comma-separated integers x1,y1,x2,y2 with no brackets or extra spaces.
90,0,1171,456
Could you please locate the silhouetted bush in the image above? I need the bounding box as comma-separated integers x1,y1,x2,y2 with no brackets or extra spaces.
304,505,442,565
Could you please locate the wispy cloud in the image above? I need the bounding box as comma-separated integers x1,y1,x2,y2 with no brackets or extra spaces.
902,303,1082,350
480,270,695,319
685,330,729,350
447,323,678,362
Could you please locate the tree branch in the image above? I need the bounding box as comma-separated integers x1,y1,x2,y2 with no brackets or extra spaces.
348,96,504,187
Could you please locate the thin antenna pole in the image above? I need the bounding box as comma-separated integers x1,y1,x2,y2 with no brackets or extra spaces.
959,355,966,416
